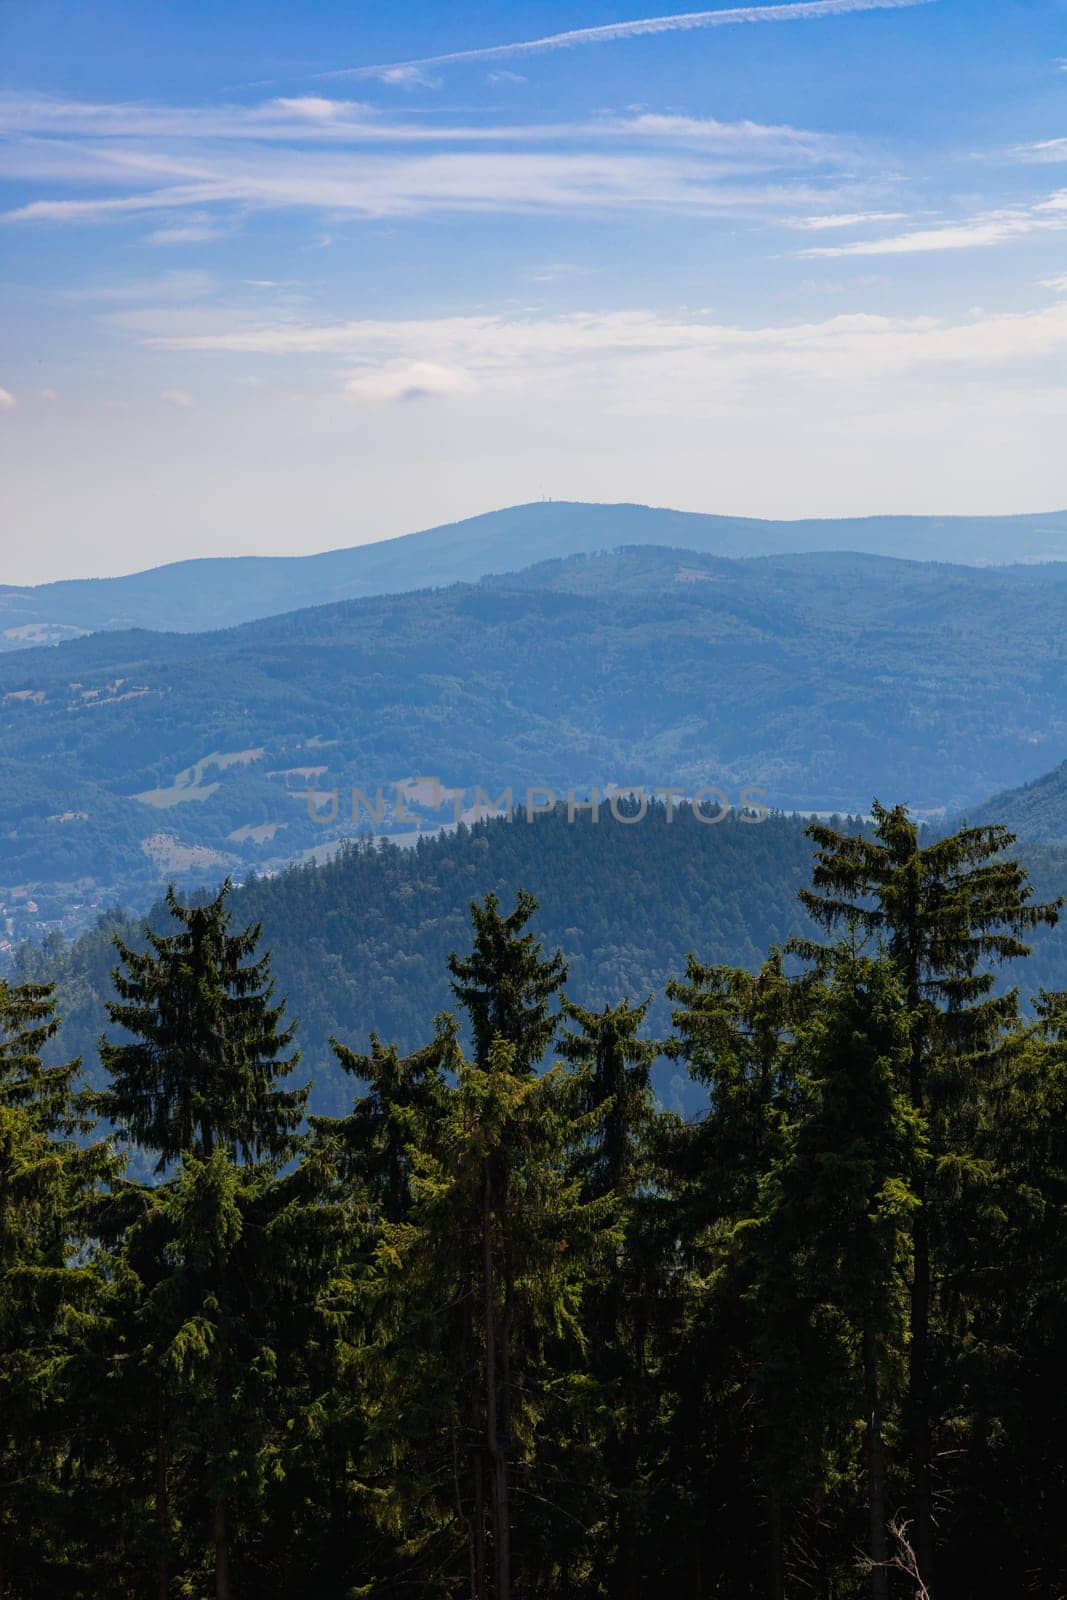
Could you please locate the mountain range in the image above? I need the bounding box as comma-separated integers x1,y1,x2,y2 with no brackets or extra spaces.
3,541,1067,926
5,499,1067,651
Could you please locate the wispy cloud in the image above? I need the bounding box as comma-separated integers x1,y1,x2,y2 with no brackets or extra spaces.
127,298,1067,413
1017,136,1067,164
0,91,857,231
160,387,194,407
788,209,907,228
798,197,1067,256
0,387,15,411
0,90,842,156
322,0,933,82
56,268,213,302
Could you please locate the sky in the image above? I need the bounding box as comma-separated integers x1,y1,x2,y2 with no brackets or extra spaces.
1,0,1066,583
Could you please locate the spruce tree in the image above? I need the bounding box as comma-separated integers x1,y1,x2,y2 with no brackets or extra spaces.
93,884,306,1170
0,980,118,1594
369,1037,612,1599
322,1019,457,1223
792,802,1061,1587
666,951,802,1595
449,890,567,1073
556,997,661,1598
753,950,921,1600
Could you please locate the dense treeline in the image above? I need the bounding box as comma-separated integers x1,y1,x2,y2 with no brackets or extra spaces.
17,803,1067,1124
3,803,1067,1597
12,805,835,1121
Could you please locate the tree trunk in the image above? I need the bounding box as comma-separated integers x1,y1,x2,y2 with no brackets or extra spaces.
472,1449,486,1600
483,1161,509,1600
865,1329,889,1600
768,1489,785,1600
156,1385,170,1600
908,1030,934,1593
214,1495,230,1600
909,1205,934,1592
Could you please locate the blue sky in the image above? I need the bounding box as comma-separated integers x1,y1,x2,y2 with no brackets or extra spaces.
1,0,1066,582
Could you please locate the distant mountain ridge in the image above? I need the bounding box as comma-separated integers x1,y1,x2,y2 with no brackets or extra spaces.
5,499,1067,650
4,542,1067,919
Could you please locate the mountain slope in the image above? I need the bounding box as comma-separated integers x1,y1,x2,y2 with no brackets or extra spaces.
5,500,1067,650
16,800,1067,1123
8,804,835,1119
3,544,1067,917
966,759,1067,843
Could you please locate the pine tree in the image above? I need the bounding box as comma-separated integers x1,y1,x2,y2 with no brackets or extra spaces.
92,883,306,1170
792,802,1061,1587
449,890,567,1073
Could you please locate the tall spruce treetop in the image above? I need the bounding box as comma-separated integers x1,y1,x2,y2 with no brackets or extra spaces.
793,801,1061,1069
93,884,306,1171
791,801,1060,1588
449,890,567,1073
557,996,658,1202
1,978,87,1134
321,1020,458,1223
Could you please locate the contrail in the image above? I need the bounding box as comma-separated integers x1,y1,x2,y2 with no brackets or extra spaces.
322,0,932,82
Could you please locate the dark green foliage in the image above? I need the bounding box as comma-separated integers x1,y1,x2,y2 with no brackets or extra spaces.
0,980,118,1595
12,803,837,1120
90,883,306,1170
449,889,567,1073
5,806,1067,1596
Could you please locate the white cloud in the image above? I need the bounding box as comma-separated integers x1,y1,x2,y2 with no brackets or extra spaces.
40,387,58,403
3,150,848,229
1013,136,1067,164
0,387,15,410
0,90,840,156
146,220,228,246
322,0,932,81
0,91,865,237
789,210,907,229
798,201,1067,256
160,387,194,407
132,298,1067,413
344,360,475,403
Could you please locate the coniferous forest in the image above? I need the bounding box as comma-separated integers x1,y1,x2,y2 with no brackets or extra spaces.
4,803,1067,1598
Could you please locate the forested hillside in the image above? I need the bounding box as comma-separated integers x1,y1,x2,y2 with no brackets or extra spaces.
4,545,1067,917
15,801,1067,1122
965,757,1067,842
5,499,1067,650
15,804,826,1118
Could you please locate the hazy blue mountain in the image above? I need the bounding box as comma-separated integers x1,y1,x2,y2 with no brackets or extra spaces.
5,499,1067,651
964,758,1067,843
4,543,1067,923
